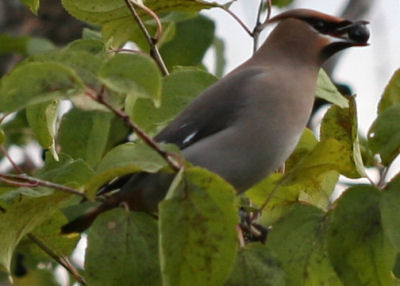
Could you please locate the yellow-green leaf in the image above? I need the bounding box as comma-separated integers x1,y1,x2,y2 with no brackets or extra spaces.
320,96,365,178
378,69,400,114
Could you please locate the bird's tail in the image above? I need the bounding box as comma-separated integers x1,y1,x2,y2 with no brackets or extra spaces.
61,203,115,234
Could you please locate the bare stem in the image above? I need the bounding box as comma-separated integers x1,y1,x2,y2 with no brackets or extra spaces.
27,234,86,285
0,173,87,198
377,166,389,189
252,0,272,53
134,1,163,43
107,48,148,56
0,145,23,174
218,5,252,37
253,0,265,53
85,88,182,171
124,0,169,76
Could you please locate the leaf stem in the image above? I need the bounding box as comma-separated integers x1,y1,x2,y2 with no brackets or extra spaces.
0,145,23,174
27,234,87,285
124,0,169,76
218,5,252,37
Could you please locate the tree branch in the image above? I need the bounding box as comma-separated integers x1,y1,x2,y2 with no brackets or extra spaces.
0,173,87,198
252,0,272,53
124,0,169,76
85,87,183,172
27,234,86,285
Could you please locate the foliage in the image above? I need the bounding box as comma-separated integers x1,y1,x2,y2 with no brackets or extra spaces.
0,0,399,285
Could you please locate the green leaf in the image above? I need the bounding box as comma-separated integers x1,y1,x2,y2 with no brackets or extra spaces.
99,53,162,105
159,167,237,286
285,128,318,171
38,152,95,187
320,96,365,178
246,174,300,226
380,175,400,251
104,116,131,151
272,0,294,8
267,204,343,286
62,0,218,25
62,0,218,48
284,129,340,210
64,39,105,55
282,139,348,189
20,0,40,14
26,100,60,160
85,142,170,198
327,185,396,286
0,193,70,273
85,209,161,286
58,109,113,167
225,243,285,286
160,15,215,70
129,68,217,134
2,153,94,202
0,62,84,112
17,210,79,262
32,49,103,88
101,17,145,50
378,69,400,114
358,134,376,167
368,104,400,166
0,34,54,56
316,69,349,108
82,27,103,41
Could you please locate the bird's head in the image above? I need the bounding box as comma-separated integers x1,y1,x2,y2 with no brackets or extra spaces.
264,9,370,63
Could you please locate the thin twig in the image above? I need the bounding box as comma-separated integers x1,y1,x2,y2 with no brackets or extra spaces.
0,113,11,123
134,1,163,43
27,234,87,285
85,88,182,171
252,0,272,53
377,166,389,189
107,48,148,56
0,145,23,174
253,0,265,53
258,0,273,31
218,5,252,37
124,0,169,76
0,173,87,198
0,177,39,188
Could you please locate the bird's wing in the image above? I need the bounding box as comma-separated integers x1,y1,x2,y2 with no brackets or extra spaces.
155,67,264,149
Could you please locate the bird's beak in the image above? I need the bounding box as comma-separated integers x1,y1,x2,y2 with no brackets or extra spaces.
328,20,370,46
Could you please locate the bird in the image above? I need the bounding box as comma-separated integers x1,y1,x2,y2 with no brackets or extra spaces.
61,9,369,234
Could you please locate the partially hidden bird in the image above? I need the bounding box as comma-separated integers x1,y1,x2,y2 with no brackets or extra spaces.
62,9,369,234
